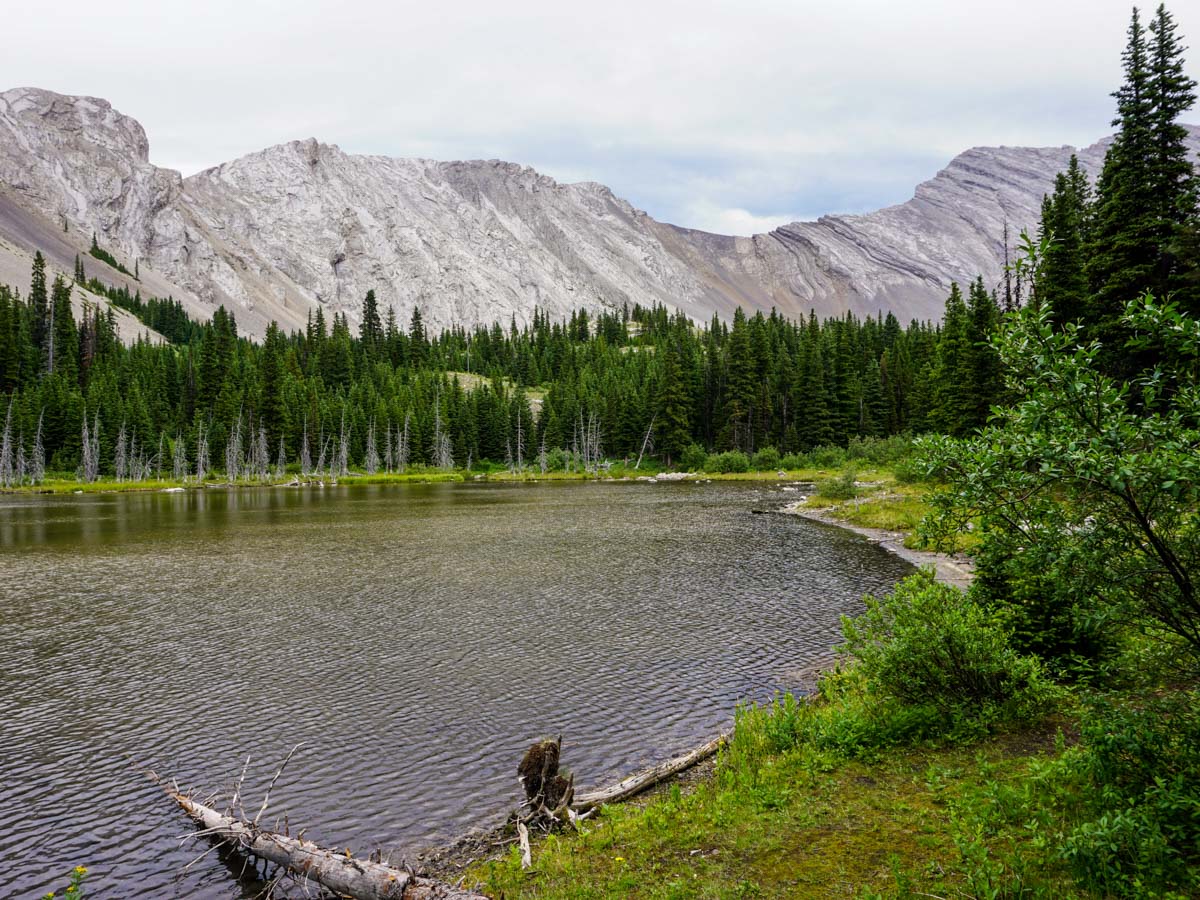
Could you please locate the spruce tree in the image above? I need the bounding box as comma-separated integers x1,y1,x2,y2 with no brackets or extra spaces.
1148,3,1200,312
29,252,48,355
1039,155,1092,326
1086,4,1198,372
657,341,692,466
359,289,383,361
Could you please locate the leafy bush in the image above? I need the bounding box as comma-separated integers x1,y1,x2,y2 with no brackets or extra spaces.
704,450,750,473
840,570,1053,726
543,447,568,472
918,297,1200,660
679,443,708,471
750,446,780,471
892,456,931,484
1057,692,1200,896
807,445,847,468
815,469,858,500
778,453,806,470
844,434,913,465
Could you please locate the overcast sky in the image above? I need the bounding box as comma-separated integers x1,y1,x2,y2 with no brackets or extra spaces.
4,1,1197,234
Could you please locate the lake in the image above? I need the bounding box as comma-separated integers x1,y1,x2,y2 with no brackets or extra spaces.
0,480,913,897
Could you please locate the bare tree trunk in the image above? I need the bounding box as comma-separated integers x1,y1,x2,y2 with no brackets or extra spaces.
166,791,486,900
0,397,13,488
573,732,727,812
365,419,379,475
635,416,655,470
195,424,209,483
300,417,312,477
173,432,188,481
114,421,128,482
31,410,45,485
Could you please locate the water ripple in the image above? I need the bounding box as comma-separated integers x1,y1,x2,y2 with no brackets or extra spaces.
0,481,912,898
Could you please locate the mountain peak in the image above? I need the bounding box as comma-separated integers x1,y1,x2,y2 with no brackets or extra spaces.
3,87,1198,338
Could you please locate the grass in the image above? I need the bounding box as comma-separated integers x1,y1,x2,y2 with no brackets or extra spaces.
465,703,1076,899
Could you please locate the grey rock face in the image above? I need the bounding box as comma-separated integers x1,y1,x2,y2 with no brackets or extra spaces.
2,86,1197,338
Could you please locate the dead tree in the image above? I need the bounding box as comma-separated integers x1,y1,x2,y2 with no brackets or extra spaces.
365,419,379,475
30,410,45,485
225,416,242,482
114,421,129,481
79,411,101,483
0,398,13,488
195,424,210,483
173,433,188,482
432,396,453,470
396,412,411,473
154,755,485,900
635,416,655,470
300,417,312,477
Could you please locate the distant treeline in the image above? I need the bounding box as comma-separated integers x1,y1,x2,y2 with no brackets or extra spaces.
0,247,1010,479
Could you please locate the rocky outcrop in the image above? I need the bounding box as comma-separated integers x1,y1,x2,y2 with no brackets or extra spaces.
1,86,1197,338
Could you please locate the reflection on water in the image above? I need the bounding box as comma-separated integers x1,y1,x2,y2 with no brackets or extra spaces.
0,480,912,898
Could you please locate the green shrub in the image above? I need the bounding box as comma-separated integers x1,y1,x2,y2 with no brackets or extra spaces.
778,453,806,470
807,445,847,468
815,469,858,500
751,446,780,471
728,671,943,769
892,456,931,484
544,447,568,471
704,450,750,473
679,443,708,471
840,569,1053,726
844,434,913,465
1058,692,1200,896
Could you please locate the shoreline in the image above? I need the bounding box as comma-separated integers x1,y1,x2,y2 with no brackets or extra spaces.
778,499,975,590
419,490,968,884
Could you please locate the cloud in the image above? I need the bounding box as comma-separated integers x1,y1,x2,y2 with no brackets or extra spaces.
2,0,1196,232
680,202,802,237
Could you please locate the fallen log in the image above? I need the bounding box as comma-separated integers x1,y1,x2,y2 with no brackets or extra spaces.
572,732,729,812
167,790,486,900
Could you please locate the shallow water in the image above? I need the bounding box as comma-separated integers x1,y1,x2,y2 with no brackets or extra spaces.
0,480,912,897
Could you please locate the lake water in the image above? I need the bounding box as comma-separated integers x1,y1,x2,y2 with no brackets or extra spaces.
0,480,912,898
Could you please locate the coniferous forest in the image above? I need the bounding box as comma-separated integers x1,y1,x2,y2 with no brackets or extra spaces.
0,7,1192,488
0,251,1011,483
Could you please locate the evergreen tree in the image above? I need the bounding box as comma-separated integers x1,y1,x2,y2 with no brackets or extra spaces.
1086,4,1198,372
359,289,383,361
656,340,692,466
29,252,48,355
50,276,78,384
1039,155,1092,326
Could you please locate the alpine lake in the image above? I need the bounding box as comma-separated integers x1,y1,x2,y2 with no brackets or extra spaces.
0,479,914,897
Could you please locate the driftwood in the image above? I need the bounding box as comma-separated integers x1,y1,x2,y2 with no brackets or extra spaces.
154,760,485,900
572,732,729,812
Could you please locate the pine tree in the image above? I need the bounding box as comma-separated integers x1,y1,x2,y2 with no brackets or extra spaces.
1148,3,1200,312
29,252,48,355
1039,155,1092,326
657,341,692,466
50,276,78,383
360,289,383,361
1086,5,1199,371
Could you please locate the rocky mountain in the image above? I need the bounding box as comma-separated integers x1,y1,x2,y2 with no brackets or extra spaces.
2,87,1197,339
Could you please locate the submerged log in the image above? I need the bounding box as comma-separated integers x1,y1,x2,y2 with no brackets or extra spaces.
168,790,485,900
572,732,728,812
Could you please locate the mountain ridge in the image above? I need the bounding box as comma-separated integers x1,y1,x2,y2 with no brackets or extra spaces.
2,86,1197,338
